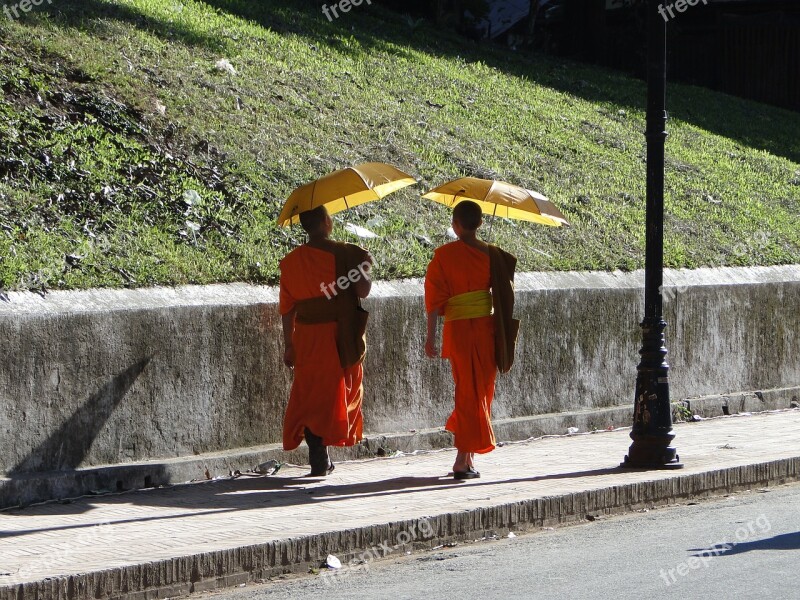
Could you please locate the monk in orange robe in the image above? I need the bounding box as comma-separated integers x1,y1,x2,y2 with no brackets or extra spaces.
425,201,516,480
279,206,372,476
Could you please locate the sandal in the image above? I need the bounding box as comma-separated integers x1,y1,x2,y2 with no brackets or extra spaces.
308,462,335,477
453,467,480,480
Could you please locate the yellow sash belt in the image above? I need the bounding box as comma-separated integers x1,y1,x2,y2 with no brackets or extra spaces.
444,290,493,322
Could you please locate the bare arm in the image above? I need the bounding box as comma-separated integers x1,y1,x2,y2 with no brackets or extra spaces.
282,309,296,368
425,310,440,358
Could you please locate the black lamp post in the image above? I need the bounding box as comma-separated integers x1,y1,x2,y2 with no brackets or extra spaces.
622,0,682,469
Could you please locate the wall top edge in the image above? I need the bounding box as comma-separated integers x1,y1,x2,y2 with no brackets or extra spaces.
1,265,798,316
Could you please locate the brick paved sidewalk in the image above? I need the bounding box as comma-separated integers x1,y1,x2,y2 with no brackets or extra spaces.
1,410,799,598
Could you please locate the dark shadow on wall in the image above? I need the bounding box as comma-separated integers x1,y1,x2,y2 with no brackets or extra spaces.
8,356,152,476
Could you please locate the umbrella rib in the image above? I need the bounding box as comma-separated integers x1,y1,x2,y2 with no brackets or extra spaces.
486,180,497,203
311,178,318,210
352,166,371,190
488,201,498,241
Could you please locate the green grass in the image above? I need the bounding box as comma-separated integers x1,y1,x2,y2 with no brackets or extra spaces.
0,0,798,291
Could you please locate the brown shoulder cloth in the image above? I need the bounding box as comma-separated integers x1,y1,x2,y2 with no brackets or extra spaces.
332,242,370,369
488,245,519,374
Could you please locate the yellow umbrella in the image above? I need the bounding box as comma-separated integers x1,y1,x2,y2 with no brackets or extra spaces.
422,177,569,227
277,162,417,226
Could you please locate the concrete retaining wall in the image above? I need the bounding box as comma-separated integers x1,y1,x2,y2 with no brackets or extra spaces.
1,266,798,485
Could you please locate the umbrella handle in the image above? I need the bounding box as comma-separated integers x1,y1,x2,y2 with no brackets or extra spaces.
486,202,499,243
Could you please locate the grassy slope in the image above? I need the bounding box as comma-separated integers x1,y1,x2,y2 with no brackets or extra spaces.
0,0,798,292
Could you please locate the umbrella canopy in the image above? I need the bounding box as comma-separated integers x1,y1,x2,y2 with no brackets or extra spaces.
422,177,569,227
277,162,417,226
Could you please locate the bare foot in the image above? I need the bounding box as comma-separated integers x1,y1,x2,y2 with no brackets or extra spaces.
453,450,470,473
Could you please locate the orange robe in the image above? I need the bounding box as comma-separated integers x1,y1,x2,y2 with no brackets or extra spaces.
279,245,363,451
425,241,497,454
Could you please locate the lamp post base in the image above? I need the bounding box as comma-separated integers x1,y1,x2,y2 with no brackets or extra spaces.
621,458,684,470
621,433,683,469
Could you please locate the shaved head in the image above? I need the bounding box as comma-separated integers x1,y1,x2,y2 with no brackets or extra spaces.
299,205,329,234
453,200,482,231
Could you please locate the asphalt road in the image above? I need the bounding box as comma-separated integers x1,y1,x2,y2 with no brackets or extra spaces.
206,483,800,600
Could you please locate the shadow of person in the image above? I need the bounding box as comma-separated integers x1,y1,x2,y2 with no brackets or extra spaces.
1,464,623,539
1,356,159,511
689,531,800,558
9,356,153,476
0,474,459,540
